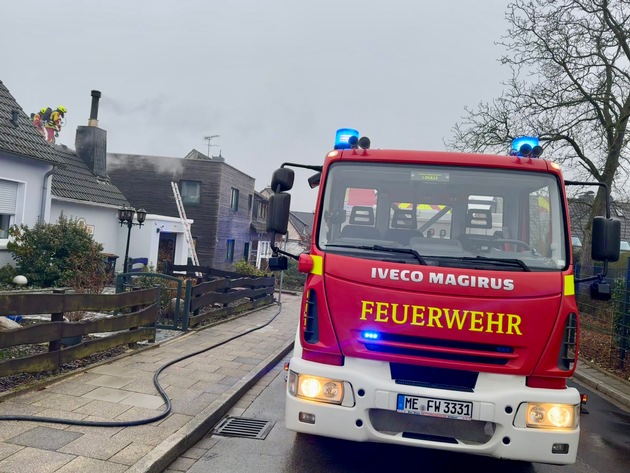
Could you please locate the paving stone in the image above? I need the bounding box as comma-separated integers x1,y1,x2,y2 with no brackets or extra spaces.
59,433,132,460
0,447,75,473
56,456,129,473
108,443,154,466
6,426,83,450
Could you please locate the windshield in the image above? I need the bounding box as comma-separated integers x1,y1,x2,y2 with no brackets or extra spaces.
317,162,567,271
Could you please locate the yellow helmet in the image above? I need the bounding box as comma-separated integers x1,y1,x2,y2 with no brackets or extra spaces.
58,106,67,114
40,107,48,114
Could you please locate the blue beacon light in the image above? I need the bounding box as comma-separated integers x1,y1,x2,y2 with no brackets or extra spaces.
362,331,379,340
335,128,360,150
511,136,543,158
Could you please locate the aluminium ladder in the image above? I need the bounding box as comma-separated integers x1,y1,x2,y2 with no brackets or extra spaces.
171,182,200,266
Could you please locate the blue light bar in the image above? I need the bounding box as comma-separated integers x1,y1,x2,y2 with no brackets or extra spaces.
335,128,360,150
512,136,539,151
362,331,379,340
511,136,541,157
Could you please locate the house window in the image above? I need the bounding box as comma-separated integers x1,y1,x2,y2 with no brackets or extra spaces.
180,180,201,204
226,239,235,262
231,188,239,211
243,242,250,261
0,179,18,239
248,194,253,210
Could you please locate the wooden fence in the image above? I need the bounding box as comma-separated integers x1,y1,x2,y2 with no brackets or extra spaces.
187,275,276,328
160,262,276,329
0,288,159,377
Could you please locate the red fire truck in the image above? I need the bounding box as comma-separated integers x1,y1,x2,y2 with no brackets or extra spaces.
266,130,620,464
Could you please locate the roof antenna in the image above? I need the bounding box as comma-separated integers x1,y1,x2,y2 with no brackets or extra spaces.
204,134,220,157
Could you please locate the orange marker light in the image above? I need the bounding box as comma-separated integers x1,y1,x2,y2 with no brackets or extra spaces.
298,254,314,273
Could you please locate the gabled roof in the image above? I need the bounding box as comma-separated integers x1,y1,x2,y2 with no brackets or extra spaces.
0,79,128,207
568,199,630,241
289,211,314,237
51,144,129,207
0,80,63,165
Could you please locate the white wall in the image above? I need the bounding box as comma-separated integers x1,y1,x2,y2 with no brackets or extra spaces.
50,199,120,255
116,214,192,272
0,155,53,267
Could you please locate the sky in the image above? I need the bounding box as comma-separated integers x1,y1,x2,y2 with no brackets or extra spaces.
1,0,511,212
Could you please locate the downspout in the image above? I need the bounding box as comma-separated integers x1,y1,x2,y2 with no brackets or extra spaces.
40,165,65,223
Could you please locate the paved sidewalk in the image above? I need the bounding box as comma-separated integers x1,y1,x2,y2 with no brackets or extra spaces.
0,293,301,473
572,361,630,410
0,289,628,473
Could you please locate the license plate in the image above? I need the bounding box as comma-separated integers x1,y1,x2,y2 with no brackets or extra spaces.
397,394,472,420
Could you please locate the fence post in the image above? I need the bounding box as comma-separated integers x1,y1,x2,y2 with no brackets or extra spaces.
48,289,66,374
182,279,192,331
619,256,630,368
129,287,140,349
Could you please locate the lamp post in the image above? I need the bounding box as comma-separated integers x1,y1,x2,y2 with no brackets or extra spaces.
117,205,147,273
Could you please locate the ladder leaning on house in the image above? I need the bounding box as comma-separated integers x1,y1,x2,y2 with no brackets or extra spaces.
171,182,200,266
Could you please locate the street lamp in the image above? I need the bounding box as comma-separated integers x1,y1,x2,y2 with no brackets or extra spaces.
117,205,147,272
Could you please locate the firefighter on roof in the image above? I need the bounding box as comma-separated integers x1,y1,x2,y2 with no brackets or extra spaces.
43,106,67,143
31,107,49,138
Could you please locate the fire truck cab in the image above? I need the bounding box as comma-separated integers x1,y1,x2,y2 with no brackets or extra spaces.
266,130,620,464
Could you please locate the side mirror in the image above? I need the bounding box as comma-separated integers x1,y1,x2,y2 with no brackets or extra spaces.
266,192,291,234
271,168,295,193
308,172,321,189
269,255,289,271
590,280,612,301
592,217,621,262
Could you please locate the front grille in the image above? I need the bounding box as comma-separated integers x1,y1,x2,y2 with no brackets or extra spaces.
369,409,494,445
363,332,515,365
391,363,478,392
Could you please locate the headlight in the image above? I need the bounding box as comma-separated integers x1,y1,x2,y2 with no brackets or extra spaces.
287,371,344,404
525,403,579,429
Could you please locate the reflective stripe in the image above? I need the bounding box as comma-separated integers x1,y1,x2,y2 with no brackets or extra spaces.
311,255,323,275
564,275,575,296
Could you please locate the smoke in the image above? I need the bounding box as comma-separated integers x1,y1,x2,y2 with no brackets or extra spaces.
107,153,185,177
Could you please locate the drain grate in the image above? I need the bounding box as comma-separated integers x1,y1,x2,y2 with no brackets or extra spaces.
212,416,275,440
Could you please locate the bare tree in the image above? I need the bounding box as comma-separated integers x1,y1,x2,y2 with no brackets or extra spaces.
448,0,630,265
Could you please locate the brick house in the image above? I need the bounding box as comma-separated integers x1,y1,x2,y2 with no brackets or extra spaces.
108,150,256,270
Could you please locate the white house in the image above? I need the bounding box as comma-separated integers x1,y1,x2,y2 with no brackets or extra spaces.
0,81,191,274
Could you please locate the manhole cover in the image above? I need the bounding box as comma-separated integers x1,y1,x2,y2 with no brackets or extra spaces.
213,416,275,440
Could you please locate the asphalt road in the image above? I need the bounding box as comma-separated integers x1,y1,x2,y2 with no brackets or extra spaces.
174,362,630,473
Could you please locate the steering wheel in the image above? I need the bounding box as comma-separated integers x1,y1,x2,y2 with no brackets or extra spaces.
492,239,532,252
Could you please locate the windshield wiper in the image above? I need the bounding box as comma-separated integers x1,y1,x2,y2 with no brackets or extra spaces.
325,244,427,265
434,255,531,271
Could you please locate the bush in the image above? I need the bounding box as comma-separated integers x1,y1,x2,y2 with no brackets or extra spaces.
233,259,268,277
278,258,306,291
0,264,17,287
7,214,108,290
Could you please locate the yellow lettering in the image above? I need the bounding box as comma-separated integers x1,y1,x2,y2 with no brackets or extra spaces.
469,311,484,332
427,307,443,328
358,300,524,337
486,313,504,334
506,314,522,335
375,302,389,322
411,305,426,326
360,300,374,321
443,308,467,330
391,304,409,324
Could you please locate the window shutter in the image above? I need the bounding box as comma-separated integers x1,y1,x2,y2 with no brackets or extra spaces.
0,180,18,214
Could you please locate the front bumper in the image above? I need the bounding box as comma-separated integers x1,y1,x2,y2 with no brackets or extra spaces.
285,356,580,465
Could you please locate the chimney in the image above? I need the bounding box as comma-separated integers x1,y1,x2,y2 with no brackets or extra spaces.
10,109,19,128
75,90,107,178
88,89,101,127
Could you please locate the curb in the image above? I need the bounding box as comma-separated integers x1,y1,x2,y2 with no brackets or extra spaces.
573,366,630,410
127,338,294,473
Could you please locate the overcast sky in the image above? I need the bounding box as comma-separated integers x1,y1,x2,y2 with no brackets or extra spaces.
1,0,510,212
